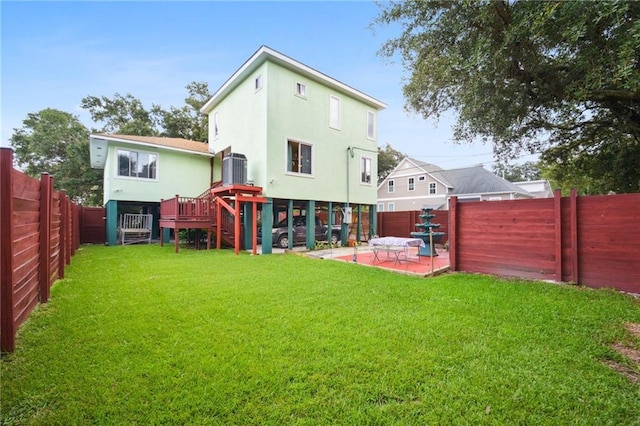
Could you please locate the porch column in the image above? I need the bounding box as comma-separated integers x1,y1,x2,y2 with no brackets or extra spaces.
261,199,273,255
341,203,349,246
286,199,294,250
305,200,315,250
105,200,118,246
356,204,362,241
369,204,377,238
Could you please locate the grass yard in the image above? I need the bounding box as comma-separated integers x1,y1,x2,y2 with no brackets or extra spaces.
1,245,639,425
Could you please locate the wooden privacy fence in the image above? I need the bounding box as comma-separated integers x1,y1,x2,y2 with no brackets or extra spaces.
377,210,449,243
0,148,82,352
449,190,640,293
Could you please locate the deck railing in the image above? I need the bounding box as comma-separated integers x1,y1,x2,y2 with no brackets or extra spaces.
160,195,213,221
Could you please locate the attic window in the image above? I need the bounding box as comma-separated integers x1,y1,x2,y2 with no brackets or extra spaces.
329,95,341,130
295,82,306,97
255,74,263,91
418,175,426,181
367,111,375,140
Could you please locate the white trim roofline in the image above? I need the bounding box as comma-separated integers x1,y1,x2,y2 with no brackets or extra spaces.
201,45,387,114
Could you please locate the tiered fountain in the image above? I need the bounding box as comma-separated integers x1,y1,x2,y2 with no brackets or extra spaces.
410,207,445,257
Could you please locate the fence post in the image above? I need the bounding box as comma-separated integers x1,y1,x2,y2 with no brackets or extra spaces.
59,191,67,278
0,148,16,352
554,189,562,282
39,173,52,303
449,196,458,271
570,189,579,284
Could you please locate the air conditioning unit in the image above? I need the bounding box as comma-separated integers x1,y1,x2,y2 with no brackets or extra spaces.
222,153,247,186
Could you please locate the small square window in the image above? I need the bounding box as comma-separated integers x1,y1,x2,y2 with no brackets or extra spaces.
296,82,306,97
418,176,426,181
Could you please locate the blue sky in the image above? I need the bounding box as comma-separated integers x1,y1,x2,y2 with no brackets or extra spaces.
1,1,519,169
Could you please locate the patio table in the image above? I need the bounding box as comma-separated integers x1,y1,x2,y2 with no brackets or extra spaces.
368,237,425,265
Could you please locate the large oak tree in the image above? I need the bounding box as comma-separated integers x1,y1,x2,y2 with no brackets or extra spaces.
376,0,640,194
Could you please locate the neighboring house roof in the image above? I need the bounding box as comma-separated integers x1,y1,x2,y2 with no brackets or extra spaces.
201,45,387,114
431,165,533,197
514,180,554,198
89,134,212,169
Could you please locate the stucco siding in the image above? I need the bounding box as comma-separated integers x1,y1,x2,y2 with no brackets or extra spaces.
263,61,378,205
104,143,211,204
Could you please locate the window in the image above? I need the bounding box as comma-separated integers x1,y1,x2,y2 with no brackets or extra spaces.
287,140,312,175
388,202,395,212
361,157,372,184
418,175,426,181
377,203,384,212
117,149,157,180
329,95,341,129
295,82,306,97
255,74,263,91
388,180,395,193
429,182,436,194
367,111,375,139
408,177,415,191
213,111,220,139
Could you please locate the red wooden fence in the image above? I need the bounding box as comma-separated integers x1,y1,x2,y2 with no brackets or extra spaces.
449,190,640,293
377,210,449,243
0,148,82,352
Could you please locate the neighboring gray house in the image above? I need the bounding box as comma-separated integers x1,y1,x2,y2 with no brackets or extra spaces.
514,180,553,198
377,157,534,211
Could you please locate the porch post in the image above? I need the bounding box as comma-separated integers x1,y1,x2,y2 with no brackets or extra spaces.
286,199,294,250
243,202,253,251
105,200,118,246
261,199,273,254
369,204,377,239
306,200,315,250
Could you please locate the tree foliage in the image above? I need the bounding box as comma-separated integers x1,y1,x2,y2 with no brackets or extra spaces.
10,108,103,205
376,0,640,193
377,143,405,183
81,81,212,141
492,161,541,182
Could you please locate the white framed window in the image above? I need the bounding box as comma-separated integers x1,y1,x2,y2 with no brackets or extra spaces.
255,74,263,91
117,149,157,180
329,95,341,129
429,182,436,194
361,156,372,184
418,175,426,181
287,139,312,175
295,82,306,97
388,180,395,193
408,177,415,191
387,202,395,212
213,111,220,139
377,203,384,212
367,110,375,140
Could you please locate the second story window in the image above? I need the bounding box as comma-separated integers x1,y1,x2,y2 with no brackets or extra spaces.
329,95,341,130
408,177,415,191
429,182,437,194
255,74,263,91
213,111,220,139
361,157,372,184
367,111,375,140
388,180,394,193
117,149,157,180
296,82,306,97
287,140,312,175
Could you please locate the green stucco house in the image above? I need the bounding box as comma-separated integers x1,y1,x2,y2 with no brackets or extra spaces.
201,46,386,252
89,134,215,245
90,46,386,252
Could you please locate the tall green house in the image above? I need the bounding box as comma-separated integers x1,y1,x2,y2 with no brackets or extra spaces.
201,46,386,253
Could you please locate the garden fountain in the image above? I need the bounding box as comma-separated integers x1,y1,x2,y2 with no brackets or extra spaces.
410,207,445,257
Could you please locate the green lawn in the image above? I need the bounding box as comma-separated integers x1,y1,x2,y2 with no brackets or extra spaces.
1,245,639,425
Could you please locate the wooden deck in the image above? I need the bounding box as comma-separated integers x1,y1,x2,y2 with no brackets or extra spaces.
159,184,266,254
